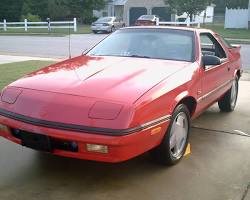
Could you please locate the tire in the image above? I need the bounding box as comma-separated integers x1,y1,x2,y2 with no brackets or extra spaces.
110,26,115,33
151,104,190,166
92,30,98,34
218,76,239,112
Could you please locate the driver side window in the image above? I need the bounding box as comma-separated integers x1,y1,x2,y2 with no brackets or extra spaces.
200,33,227,59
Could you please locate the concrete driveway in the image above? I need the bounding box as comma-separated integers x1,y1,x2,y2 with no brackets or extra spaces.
0,79,250,200
0,34,107,59
0,34,249,72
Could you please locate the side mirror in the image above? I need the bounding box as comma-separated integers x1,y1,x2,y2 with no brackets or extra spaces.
202,55,221,67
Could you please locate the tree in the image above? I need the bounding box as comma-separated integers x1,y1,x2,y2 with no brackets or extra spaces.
214,0,249,14
0,0,105,22
47,0,105,22
22,0,49,20
224,0,249,9
0,0,24,21
165,0,213,21
65,0,105,22
48,0,70,20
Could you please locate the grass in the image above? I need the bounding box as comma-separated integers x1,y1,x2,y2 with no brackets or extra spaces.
0,60,55,90
0,25,91,36
202,23,250,40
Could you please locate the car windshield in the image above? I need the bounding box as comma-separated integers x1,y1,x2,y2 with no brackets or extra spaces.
87,28,195,62
96,17,113,23
138,15,155,20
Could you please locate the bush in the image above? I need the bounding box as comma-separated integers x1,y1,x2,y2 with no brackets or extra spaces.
81,10,98,24
20,13,41,22
83,16,98,24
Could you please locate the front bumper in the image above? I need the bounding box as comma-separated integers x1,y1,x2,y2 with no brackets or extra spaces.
0,114,169,163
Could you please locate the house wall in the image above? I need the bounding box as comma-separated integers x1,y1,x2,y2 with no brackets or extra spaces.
123,0,172,25
248,0,250,28
195,6,215,23
249,8,250,21
114,5,124,20
93,2,114,18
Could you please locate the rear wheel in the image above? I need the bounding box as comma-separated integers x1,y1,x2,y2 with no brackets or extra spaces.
218,76,239,112
151,104,190,166
110,26,115,33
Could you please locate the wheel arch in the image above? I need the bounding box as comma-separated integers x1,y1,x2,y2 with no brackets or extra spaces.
234,69,242,79
171,92,197,117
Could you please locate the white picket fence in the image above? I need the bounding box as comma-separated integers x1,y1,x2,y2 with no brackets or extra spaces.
0,18,77,32
225,8,249,29
157,21,201,28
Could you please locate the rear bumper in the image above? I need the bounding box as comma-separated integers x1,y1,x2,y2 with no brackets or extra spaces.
0,115,169,163
91,26,111,32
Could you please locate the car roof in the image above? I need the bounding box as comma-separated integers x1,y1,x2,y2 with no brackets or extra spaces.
139,15,156,18
99,16,115,19
122,26,214,34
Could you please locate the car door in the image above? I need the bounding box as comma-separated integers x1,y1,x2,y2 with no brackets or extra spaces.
199,32,232,109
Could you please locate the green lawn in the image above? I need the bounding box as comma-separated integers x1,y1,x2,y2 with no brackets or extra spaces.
0,25,91,36
202,24,250,40
0,60,55,90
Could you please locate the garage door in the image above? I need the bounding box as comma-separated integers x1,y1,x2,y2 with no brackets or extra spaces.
129,7,147,26
152,7,171,21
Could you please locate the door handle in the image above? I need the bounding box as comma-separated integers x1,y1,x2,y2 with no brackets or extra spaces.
227,67,231,71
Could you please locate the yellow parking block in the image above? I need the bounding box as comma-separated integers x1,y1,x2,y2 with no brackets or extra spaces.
184,143,191,156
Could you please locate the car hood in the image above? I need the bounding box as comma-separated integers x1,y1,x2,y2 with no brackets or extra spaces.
9,55,190,104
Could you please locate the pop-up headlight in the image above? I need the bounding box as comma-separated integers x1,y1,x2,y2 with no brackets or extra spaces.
1,87,22,104
88,101,123,120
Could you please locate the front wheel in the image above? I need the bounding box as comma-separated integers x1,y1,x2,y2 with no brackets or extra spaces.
218,77,239,112
151,104,190,166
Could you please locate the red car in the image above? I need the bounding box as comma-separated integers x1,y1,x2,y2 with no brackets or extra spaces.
0,27,242,165
135,15,159,26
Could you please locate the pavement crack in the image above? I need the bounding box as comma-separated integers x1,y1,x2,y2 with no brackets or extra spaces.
241,182,250,200
191,126,250,138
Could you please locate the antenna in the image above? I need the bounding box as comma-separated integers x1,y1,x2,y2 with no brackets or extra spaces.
68,19,72,59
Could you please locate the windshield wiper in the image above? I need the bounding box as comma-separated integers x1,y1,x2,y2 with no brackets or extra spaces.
129,55,152,59
88,54,153,59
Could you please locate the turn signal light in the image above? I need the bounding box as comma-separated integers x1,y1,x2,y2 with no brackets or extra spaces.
0,124,9,133
86,144,108,154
